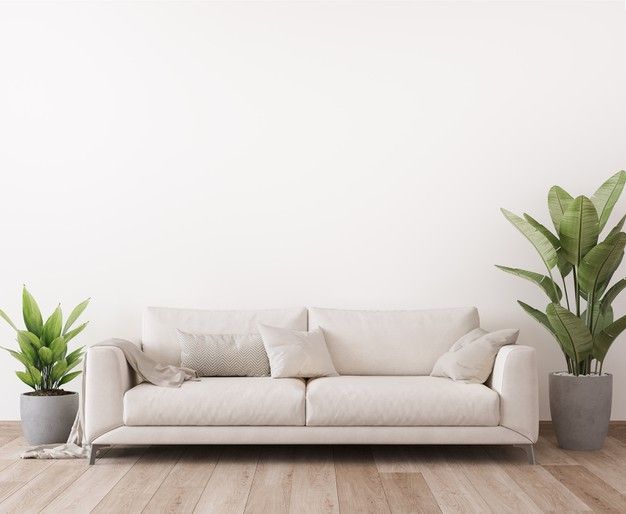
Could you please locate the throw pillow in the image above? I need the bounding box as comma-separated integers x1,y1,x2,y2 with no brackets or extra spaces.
257,324,338,378
177,330,270,377
430,328,519,383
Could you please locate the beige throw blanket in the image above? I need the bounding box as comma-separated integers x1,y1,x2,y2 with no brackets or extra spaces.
22,338,198,459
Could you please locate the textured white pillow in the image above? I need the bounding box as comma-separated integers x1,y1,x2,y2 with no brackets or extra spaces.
177,331,270,377
258,324,338,378
430,328,519,383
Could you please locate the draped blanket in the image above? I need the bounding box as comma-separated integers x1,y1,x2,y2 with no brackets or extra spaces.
21,338,197,459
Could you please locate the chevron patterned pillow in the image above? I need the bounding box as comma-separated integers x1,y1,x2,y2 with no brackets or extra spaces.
177,330,270,377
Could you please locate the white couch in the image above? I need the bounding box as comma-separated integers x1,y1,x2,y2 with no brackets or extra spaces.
84,307,539,464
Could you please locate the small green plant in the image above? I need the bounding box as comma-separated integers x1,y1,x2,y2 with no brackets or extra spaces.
498,170,626,376
1,287,89,393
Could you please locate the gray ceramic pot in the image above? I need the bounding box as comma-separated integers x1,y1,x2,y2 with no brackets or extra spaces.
549,372,612,451
20,392,79,445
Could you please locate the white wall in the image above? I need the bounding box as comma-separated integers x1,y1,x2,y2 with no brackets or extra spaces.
1,1,625,420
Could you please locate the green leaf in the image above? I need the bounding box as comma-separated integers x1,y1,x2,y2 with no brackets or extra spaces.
517,301,556,336
22,286,43,337
58,370,81,386
546,303,593,362
594,315,626,362
0,309,17,331
559,196,600,266
63,298,90,335
64,322,88,344
496,265,562,302
64,357,82,373
49,336,67,361
578,233,626,296
501,209,558,269
592,170,626,232
582,305,614,336
17,332,37,363
600,278,626,314
18,330,41,349
596,306,614,336
523,214,572,277
38,346,53,365
605,214,626,242
16,371,35,388
1,347,34,367
65,346,85,365
548,186,573,232
27,365,42,387
41,305,62,346
51,360,68,382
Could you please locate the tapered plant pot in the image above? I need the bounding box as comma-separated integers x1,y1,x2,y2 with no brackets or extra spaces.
549,372,612,451
20,391,79,445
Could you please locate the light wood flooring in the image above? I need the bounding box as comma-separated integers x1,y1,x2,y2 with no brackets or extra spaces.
0,422,625,513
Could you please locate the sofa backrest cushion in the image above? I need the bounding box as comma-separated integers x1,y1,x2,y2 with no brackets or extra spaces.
142,307,308,365
308,307,479,375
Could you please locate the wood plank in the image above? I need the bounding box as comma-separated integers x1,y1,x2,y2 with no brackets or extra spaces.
41,447,146,513
608,422,626,444
193,445,259,514
0,435,19,449
535,436,578,465
0,438,31,460
418,448,492,514
143,446,220,514
380,472,441,514
455,447,541,513
0,459,87,513
333,446,390,514
372,445,422,473
245,446,294,514
545,464,626,512
502,464,590,512
92,446,183,513
558,437,626,495
0,460,52,503
288,446,338,514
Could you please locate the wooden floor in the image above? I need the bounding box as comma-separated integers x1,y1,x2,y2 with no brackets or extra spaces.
0,422,625,513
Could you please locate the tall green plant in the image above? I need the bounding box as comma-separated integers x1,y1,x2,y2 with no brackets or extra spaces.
498,171,626,376
1,287,89,392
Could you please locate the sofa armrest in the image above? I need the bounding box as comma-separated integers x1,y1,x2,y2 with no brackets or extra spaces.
488,345,539,443
84,346,135,443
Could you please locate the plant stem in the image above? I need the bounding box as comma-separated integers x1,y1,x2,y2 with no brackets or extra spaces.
561,275,571,310
573,267,580,317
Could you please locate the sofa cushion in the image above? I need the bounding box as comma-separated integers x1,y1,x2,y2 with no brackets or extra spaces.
307,307,479,375
431,328,519,383
258,324,338,378
124,377,305,426
305,376,499,426
142,307,308,365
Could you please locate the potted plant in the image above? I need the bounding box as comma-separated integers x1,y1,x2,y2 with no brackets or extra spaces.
498,170,626,450
1,287,89,445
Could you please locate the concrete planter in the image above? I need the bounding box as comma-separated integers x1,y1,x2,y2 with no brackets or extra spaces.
20,392,79,445
549,372,612,451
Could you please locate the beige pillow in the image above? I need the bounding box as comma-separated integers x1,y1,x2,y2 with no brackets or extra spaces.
430,328,519,383
258,324,338,378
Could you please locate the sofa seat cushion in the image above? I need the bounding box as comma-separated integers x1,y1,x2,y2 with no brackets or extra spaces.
124,377,305,426
306,376,500,426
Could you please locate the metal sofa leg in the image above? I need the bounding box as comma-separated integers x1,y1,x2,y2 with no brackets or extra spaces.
514,444,536,464
89,444,102,465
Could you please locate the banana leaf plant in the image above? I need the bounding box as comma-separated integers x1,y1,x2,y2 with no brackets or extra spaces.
498,170,626,376
0,287,89,392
